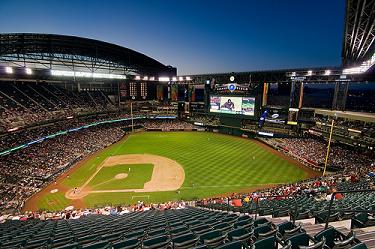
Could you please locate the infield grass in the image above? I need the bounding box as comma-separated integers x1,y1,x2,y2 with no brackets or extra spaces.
36,131,310,210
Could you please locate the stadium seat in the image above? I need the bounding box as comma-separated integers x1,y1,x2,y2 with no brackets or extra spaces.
333,231,357,249
213,222,233,233
315,211,340,224
251,236,277,249
217,241,242,249
171,232,199,248
313,226,340,248
349,243,368,249
191,224,212,235
277,222,303,240
112,238,140,249
351,213,375,228
143,235,171,249
199,230,226,248
81,240,109,249
254,224,277,239
54,242,80,249
234,219,254,230
170,226,191,237
287,233,325,249
147,228,167,237
254,218,269,227
101,231,124,242
227,227,254,247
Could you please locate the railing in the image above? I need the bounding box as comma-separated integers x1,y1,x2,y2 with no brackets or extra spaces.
325,189,375,229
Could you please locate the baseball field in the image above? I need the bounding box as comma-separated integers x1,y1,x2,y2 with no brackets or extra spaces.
24,131,317,211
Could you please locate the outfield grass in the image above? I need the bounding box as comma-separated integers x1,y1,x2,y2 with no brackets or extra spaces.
37,132,309,210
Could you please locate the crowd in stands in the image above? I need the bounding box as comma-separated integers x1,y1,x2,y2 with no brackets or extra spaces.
262,136,374,174
0,201,189,223
0,82,115,130
0,117,198,212
144,119,197,130
0,113,134,152
313,115,375,141
199,171,375,217
0,123,126,212
188,114,221,126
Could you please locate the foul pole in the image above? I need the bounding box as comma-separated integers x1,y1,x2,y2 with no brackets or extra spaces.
131,102,134,132
323,119,335,176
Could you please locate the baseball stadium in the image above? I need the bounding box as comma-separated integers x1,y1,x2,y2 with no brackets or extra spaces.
1,0,375,248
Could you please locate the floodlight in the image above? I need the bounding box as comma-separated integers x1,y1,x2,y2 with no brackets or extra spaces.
158,77,170,82
25,68,33,75
5,67,13,74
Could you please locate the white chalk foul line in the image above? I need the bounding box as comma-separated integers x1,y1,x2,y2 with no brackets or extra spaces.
132,195,150,199
180,182,285,189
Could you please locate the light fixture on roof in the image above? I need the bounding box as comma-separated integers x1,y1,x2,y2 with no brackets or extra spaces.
5,67,13,74
307,70,312,76
25,68,33,75
291,72,296,77
158,77,170,82
135,75,141,80
50,70,126,79
186,76,192,81
143,76,148,81
149,76,155,81
343,51,375,75
324,70,331,76
178,76,184,81
172,77,177,81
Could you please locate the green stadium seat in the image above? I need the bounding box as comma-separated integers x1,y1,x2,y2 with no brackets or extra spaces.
112,238,140,249
81,240,109,249
143,235,171,249
101,231,124,242
199,230,226,248
351,213,375,228
287,233,324,249
191,224,212,235
227,227,254,247
171,232,199,248
349,243,368,249
217,241,242,249
254,218,269,227
147,228,167,237
213,222,233,233
251,236,277,249
170,226,190,237
53,242,80,249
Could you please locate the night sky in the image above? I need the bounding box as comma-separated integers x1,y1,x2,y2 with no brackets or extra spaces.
0,0,345,75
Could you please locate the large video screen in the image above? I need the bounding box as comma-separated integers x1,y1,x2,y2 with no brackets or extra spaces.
210,96,255,116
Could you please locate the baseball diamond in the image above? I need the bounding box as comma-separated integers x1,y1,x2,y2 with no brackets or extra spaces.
24,132,316,211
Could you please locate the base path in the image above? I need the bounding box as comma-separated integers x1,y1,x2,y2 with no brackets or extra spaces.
65,154,185,199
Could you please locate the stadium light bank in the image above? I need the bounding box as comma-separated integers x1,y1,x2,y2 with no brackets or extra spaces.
342,52,375,75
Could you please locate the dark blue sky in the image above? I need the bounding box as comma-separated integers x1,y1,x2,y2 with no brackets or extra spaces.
0,0,345,75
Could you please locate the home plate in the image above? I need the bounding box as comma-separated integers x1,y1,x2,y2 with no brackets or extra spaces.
50,189,59,193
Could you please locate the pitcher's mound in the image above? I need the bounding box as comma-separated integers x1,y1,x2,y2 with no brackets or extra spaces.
115,173,128,179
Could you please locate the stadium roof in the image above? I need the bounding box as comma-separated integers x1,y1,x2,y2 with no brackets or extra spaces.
0,33,176,77
342,0,375,67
